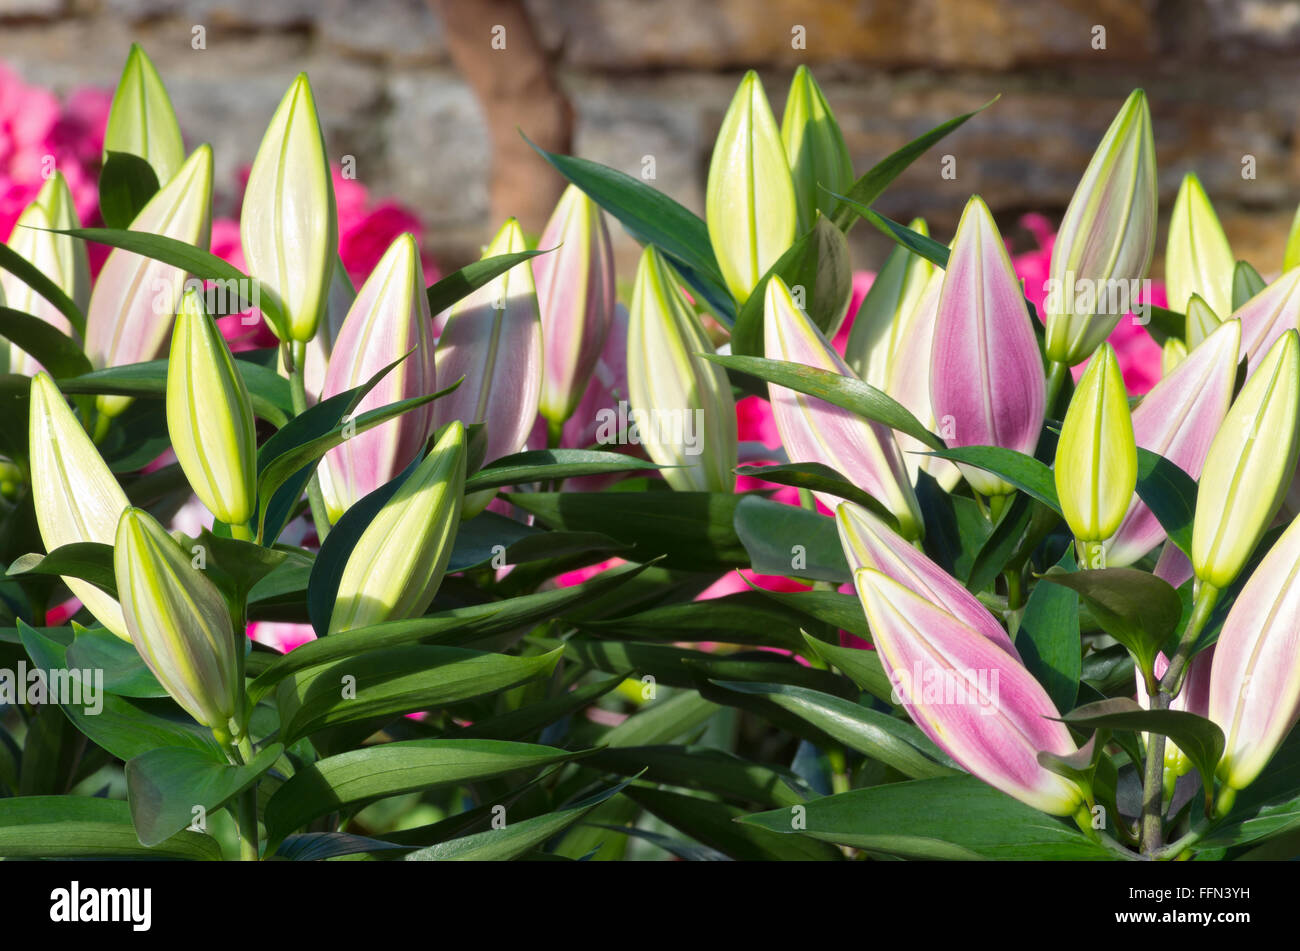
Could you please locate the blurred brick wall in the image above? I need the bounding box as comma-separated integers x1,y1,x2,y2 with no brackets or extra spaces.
2,0,1298,279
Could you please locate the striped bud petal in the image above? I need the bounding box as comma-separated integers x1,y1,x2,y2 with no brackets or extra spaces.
329,422,467,634
1055,342,1137,545
319,234,437,523
28,373,131,639
1233,267,1300,377
166,288,258,526
114,508,239,732
1184,294,1221,351
84,145,213,418
780,65,854,232
434,219,542,467
765,276,920,536
103,44,185,185
843,217,934,388
1166,173,1235,318
626,246,736,492
535,184,615,429
1045,90,1157,365
931,196,1046,497
0,172,90,375
1108,320,1240,566
1209,512,1300,789
836,501,1018,658
853,567,1084,816
1193,329,1300,589
240,73,336,343
706,70,797,303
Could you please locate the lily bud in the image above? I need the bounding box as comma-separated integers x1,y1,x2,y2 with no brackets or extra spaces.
706,70,797,303
1184,294,1220,351
1108,320,1240,566
166,288,257,527
1208,513,1300,790
114,507,239,733
1161,338,1187,376
931,196,1046,497
0,172,90,375
1233,267,1300,377
28,373,130,640
843,217,934,388
84,145,213,418
534,184,615,430
836,501,1018,657
627,246,736,492
240,73,336,343
780,65,854,232
1045,90,1156,365
853,567,1085,816
1054,342,1137,549
103,44,185,185
329,422,467,634
319,234,437,523
765,276,921,537
1193,329,1300,589
1166,173,1235,318
434,218,542,467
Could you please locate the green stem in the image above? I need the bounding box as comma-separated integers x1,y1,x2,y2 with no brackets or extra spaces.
286,341,332,543
1160,584,1220,697
1003,566,1024,611
1045,360,1070,417
229,521,254,542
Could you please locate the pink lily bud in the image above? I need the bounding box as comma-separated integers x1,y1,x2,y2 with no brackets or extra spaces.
1106,319,1241,566
318,233,437,523
764,276,922,539
1234,267,1300,378
836,501,1018,658
534,184,616,432
1208,513,1300,791
853,566,1085,816
930,196,1046,497
434,218,542,465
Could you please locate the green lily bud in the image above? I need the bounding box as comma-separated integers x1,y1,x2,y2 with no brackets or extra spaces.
1055,343,1137,556
627,246,737,492
1045,90,1156,365
114,507,240,734
166,288,258,528
1161,337,1188,376
103,44,185,185
1166,173,1234,318
781,65,853,232
843,217,933,388
706,70,797,304
1184,293,1220,350
241,73,337,342
329,422,467,634
1193,329,1300,589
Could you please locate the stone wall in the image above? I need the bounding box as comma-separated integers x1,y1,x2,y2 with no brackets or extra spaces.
3,0,1299,280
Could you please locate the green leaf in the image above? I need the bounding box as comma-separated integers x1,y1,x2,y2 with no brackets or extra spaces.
925,445,1062,512
464,449,662,492
65,625,166,698
1199,730,1300,848
830,98,998,232
712,681,958,780
830,199,950,267
274,831,411,861
426,249,551,316
274,646,563,745
1134,448,1197,557
8,542,117,599
1016,547,1080,712
525,137,733,322
403,776,636,861
734,462,899,529
126,743,282,847
0,307,92,379
965,493,1035,592
0,243,85,339
732,494,848,582
731,215,852,355
801,633,895,706
1142,305,1185,348
455,675,625,741
264,739,585,849
98,151,161,230
703,354,944,450
507,491,749,572
576,591,811,652
599,691,720,748
575,744,811,808
1039,567,1181,679
0,795,220,860
741,775,1116,860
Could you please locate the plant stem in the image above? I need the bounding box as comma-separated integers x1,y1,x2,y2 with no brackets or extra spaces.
285,341,333,543
1045,360,1070,417
1003,566,1024,611
230,521,254,542
1160,584,1220,696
